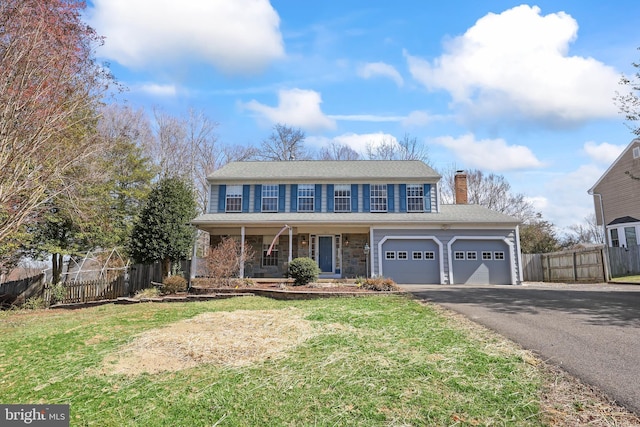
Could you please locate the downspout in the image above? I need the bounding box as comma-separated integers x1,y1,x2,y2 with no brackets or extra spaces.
589,191,607,245
515,225,524,285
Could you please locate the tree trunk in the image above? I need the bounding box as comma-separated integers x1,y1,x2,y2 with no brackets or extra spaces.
52,253,63,284
162,257,171,279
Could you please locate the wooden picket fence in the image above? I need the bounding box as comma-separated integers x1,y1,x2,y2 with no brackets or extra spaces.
44,275,126,304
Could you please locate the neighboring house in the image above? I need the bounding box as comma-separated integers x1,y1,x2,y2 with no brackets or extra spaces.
192,160,523,285
589,138,640,248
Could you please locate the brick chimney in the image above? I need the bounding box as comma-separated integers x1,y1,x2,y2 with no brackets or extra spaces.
454,170,467,204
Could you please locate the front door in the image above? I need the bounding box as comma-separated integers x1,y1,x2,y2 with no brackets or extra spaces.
318,236,333,273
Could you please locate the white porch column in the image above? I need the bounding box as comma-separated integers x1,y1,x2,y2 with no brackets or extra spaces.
288,226,293,263
240,226,245,278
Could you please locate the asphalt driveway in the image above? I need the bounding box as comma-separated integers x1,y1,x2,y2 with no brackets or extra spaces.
402,282,640,416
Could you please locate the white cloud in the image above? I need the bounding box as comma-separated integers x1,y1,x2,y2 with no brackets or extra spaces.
332,132,397,153
88,0,284,74
328,114,405,122
405,5,619,126
242,89,336,131
432,133,544,171
358,62,404,87
583,141,626,164
402,110,438,127
137,83,177,97
541,164,604,229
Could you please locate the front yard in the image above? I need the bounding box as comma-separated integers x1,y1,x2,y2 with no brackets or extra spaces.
0,295,635,426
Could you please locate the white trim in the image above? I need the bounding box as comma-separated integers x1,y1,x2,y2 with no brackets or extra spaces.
288,227,293,263
240,226,246,278
316,235,335,274
377,236,445,284
447,236,516,285
369,227,374,278
515,225,523,284
606,221,640,247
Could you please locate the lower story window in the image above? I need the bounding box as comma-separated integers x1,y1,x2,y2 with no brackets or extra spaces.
610,229,619,247
262,244,278,266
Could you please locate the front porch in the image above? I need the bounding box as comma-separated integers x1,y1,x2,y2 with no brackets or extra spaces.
208,228,370,279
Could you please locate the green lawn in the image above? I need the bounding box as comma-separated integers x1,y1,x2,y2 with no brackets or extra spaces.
610,275,640,283
0,296,545,426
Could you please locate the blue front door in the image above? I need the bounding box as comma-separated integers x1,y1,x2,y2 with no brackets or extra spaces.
318,236,333,273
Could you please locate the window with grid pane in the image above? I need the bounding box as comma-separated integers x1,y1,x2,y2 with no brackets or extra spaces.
407,184,424,212
334,184,351,212
261,184,278,212
370,184,387,212
262,244,278,266
225,185,242,212
298,184,314,212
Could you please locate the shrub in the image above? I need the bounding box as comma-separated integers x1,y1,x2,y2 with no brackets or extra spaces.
21,296,46,310
162,275,187,294
287,257,320,286
49,282,66,305
201,237,255,286
357,277,401,292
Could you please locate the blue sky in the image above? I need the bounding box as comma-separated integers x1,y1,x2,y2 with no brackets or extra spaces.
85,1,640,231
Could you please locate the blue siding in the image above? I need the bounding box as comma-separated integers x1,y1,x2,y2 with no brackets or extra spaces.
399,184,407,212
254,185,262,212
242,185,250,212
314,184,322,212
278,184,286,212
363,184,370,212
290,184,298,212
327,184,334,212
387,184,395,212
424,184,431,212
351,184,358,212
217,184,226,212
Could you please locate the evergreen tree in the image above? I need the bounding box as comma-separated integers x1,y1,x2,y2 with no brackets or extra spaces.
128,177,198,277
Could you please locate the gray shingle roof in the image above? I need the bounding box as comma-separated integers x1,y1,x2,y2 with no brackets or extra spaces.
208,160,441,181
192,204,520,227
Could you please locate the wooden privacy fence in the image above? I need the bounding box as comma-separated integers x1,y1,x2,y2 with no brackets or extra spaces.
521,247,608,283
0,273,46,307
608,245,640,277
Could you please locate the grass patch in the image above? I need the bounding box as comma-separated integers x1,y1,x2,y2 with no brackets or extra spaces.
0,296,545,425
610,275,640,283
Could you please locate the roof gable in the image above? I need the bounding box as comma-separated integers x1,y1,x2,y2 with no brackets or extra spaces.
589,138,640,194
208,160,441,182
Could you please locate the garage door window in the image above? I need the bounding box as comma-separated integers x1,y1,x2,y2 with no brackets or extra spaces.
494,251,505,260
397,251,408,260
454,251,465,260
466,251,477,260
412,251,423,260
424,251,435,260
482,251,492,260
385,251,396,260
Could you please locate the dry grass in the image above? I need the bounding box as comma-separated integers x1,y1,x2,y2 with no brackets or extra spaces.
99,308,322,375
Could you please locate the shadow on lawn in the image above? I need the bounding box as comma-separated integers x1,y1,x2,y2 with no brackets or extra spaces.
408,286,640,328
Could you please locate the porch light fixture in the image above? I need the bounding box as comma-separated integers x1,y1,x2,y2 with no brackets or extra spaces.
363,243,370,278
301,235,307,245
344,236,349,246
363,243,370,255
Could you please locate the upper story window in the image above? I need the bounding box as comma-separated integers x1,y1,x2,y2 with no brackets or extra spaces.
634,146,640,159
225,185,242,212
334,184,351,212
370,184,387,212
261,184,278,212
407,184,424,212
298,184,315,212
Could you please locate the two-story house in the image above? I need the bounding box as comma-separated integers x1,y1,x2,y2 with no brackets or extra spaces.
192,160,523,285
589,138,640,248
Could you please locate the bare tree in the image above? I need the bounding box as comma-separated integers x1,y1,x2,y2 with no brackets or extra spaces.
615,47,640,136
563,214,605,246
365,134,430,163
439,167,536,222
319,142,361,160
0,0,113,256
200,237,255,286
259,124,309,161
